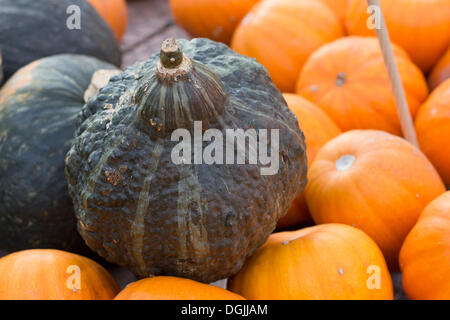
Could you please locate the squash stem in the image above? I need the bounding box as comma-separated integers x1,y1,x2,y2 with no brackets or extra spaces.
160,38,183,69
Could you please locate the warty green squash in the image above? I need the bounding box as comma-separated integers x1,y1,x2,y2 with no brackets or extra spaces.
65,38,308,283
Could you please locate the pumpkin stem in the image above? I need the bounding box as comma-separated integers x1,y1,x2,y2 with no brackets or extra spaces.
157,39,193,80
136,39,227,135
335,72,347,87
160,38,184,69
335,155,355,171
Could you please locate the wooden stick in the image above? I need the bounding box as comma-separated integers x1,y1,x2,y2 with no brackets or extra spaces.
366,0,419,147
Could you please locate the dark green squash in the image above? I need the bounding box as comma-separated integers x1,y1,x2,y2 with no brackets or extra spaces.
65,38,308,283
0,54,119,252
0,0,121,81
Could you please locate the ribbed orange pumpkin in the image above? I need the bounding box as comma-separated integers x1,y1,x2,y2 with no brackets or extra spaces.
228,224,393,300
231,0,343,92
277,94,341,229
317,0,347,25
296,36,428,135
305,130,446,268
114,276,245,300
415,79,450,186
345,0,450,73
428,47,450,91
0,249,119,300
88,0,128,41
169,0,260,44
400,191,450,300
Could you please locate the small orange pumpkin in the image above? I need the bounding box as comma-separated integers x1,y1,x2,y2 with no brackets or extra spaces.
296,36,428,135
114,276,245,300
88,0,128,41
228,224,393,300
415,79,450,186
345,0,450,73
400,191,450,300
317,0,347,25
231,0,343,92
0,249,119,300
277,94,341,229
169,0,260,44
428,47,450,91
305,130,446,268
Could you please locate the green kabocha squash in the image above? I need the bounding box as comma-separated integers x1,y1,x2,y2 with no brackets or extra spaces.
0,0,121,81
65,38,308,283
0,54,119,252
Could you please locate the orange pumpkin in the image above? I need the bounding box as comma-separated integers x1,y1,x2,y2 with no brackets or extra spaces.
400,191,450,300
296,36,428,135
317,0,347,25
345,0,450,73
114,276,245,300
88,0,128,41
277,94,341,229
428,47,450,91
228,224,393,300
169,0,260,44
231,0,343,92
0,249,119,300
305,130,446,268
415,79,450,186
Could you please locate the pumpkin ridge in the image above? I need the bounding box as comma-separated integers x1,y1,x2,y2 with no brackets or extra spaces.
131,139,165,275
176,165,211,268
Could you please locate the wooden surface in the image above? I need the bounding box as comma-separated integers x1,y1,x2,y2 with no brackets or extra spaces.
121,0,190,68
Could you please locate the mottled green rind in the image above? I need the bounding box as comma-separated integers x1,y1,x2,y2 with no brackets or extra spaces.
0,0,121,81
66,38,308,283
0,54,117,252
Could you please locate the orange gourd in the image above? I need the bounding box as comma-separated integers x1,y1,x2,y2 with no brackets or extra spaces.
400,191,450,300
305,130,446,268
169,0,260,44
296,36,428,135
428,47,450,91
0,249,119,300
415,79,450,186
228,224,393,300
88,0,128,41
231,0,343,92
345,0,450,73
114,276,245,300
277,94,341,229
317,0,347,25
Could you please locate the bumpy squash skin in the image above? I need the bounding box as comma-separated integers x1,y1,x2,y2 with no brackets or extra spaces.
66,38,307,283
0,54,117,252
0,0,121,81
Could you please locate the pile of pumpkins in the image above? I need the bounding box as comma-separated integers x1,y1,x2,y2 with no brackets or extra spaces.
0,0,449,300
